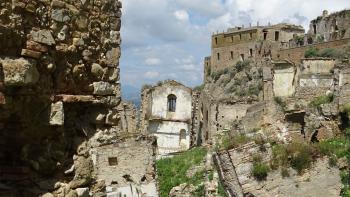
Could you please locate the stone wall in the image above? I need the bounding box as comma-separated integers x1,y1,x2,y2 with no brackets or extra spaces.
91,137,157,196
0,0,141,196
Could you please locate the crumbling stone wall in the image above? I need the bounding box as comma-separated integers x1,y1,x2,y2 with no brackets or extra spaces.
0,0,136,196
216,142,342,197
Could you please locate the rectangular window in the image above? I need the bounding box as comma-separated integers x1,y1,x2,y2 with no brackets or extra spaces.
108,157,118,166
217,53,220,60
250,32,253,40
275,31,279,41
230,51,233,59
215,37,218,45
239,34,242,40
263,32,267,40
249,49,253,57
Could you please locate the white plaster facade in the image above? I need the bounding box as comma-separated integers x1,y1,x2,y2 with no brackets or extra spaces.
143,80,192,156
273,63,296,97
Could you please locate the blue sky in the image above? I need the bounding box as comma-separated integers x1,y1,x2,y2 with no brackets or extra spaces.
120,0,350,95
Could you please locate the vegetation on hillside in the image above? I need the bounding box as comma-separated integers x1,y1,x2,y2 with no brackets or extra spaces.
309,94,334,107
304,47,347,59
156,147,207,197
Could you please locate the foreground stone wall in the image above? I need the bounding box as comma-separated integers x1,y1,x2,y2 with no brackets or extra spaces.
0,0,139,196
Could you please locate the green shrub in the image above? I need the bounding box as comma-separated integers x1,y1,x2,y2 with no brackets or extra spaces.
251,162,270,181
236,60,251,72
305,47,318,58
309,94,333,107
271,144,289,169
318,48,345,58
288,143,312,174
193,84,204,92
342,103,350,116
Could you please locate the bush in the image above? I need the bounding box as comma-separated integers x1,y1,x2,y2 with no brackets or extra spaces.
305,47,318,58
193,84,204,92
252,162,270,181
317,137,350,158
328,154,338,167
218,133,252,150
288,143,312,174
318,48,345,58
236,60,252,72
309,94,333,107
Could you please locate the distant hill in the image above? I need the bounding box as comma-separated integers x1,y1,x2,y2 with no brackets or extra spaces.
121,84,141,108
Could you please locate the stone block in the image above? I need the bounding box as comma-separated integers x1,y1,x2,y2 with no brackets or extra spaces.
51,9,71,22
106,109,119,125
26,41,48,52
1,58,39,86
31,30,56,46
21,49,42,59
75,188,89,197
92,82,115,96
50,101,64,126
106,47,121,66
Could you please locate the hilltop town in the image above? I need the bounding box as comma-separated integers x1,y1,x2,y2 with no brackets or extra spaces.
0,1,350,196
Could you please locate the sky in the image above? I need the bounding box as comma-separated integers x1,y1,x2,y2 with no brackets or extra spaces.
120,0,350,95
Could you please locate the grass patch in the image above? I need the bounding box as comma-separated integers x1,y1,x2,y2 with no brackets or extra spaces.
309,94,333,107
316,137,350,158
156,147,207,197
218,181,227,197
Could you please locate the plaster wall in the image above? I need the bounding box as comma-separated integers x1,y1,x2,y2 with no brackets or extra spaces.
299,75,334,87
148,121,190,155
301,59,335,74
150,85,192,121
273,66,296,97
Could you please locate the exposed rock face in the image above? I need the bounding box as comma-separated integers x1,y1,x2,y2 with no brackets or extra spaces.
0,0,136,196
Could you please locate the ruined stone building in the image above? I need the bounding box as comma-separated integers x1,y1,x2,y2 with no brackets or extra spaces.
308,9,350,43
140,80,192,156
207,23,304,73
195,9,350,196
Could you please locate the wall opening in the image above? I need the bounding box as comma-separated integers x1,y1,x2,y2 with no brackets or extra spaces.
108,157,118,166
239,34,242,40
249,32,253,40
263,32,267,40
217,53,220,60
230,51,233,59
275,31,279,41
313,24,316,34
179,129,186,146
240,54,245,61
167,94,176,112
249,49,253,57
215,37,218,45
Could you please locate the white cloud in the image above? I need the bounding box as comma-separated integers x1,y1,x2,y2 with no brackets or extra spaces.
174,10,189,22
181,64,198,71
145,58,161,66
144,71,160,79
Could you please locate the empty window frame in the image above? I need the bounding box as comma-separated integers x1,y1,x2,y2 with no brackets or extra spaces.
167,94,177,112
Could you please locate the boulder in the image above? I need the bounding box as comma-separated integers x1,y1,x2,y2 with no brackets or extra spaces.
75,188,89,197
31,30,56,46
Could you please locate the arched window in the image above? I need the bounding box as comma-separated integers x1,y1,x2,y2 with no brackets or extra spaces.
167,94,176,112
